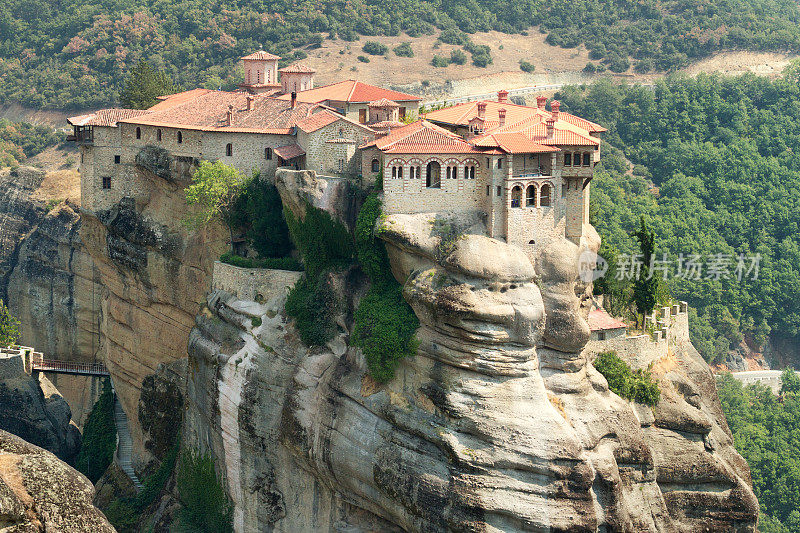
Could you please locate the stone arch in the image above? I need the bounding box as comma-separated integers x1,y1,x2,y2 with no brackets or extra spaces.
511,185,523,208
371,158,380,172
540,182,553,207
388,158,405,179
426,160,441,188
408,158,423,179
526,184,537,206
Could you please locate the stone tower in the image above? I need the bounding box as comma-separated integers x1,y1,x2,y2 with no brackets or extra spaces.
239,50,281,94
278,63,316,94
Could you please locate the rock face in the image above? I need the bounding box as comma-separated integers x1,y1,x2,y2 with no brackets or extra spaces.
0,429,114,532
0,166,102,426
79,163,227,468
182,171,757,532
0,354,81,465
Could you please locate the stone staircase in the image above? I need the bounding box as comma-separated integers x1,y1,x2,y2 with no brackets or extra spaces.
113,397,143,491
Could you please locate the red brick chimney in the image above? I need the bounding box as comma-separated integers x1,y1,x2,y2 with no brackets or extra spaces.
498,108,506,128
498,89,509,103
546,117,555,139
290,91,297,109
551,100,560,120
477,102,486,119
246,95,254,111
226,104,233,126
536,95,547,109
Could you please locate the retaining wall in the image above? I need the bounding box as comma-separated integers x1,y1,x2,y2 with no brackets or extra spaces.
212,261,303,302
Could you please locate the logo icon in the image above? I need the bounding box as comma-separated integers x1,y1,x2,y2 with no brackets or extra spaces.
578,250,608,283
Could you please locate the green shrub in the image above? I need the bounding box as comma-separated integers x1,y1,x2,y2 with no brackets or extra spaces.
352,194,419,382
177,451,233,533
584,62,597,73
439,28,468,45
592,351,660,406
285,275,340,346
283,203,354,279
251,316,262,328
219,251,302,271
431,55,450,67
357,55,370,63
362,41,388,55
231,177,293,259
519,60,535,72
393,42,414,57
104,499,138,532
449,49,467,65
76,379,116,482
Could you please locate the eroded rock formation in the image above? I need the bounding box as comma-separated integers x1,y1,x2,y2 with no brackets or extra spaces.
182,171,758,532
0,429,114,532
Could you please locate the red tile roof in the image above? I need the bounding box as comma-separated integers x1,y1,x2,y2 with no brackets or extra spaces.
117,91,321,134
149,89,215,111
278,63,316,73
362,120,484,154
241,50,281,61
588,309,628,331
273,144,305,159
295,110,341,132
473,132,559,154
279,80,421,104
368,98,400,107
67,108,151,127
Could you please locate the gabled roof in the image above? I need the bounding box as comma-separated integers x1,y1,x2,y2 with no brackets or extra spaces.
362,120,484,154
117,91,321,134
368,98,400,108
241,50,281,61
67,108,151,127
588,308,628,331
472,132,559,154
294,109,374,134
273,144,305,159
278,80,422,104
150,89,215,111
278,63,316,73
499,117,600,146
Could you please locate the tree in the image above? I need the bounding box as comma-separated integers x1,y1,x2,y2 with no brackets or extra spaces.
781,368,800,395
184,161,251,253
632,216,658,328
119,59,177,110
177,451,233,533
0,300,20,347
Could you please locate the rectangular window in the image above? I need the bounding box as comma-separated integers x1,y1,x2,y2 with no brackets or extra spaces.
564,153,572,166
399,107,406,119
486,185,490,196
114,155,120,164
102,177,111,189
583,153,591,166
338,159,345,172
496,186,502,196
359,109,367,124
497,158,503,169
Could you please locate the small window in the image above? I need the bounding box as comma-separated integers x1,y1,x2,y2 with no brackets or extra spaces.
409,166,416,179
359,109,367,124
226,143,233,156
526,185,536,206
157,129,162,142
80,153,84,163
135,127,141,139
114,155,120,164
371,158,379,172
540,183,552,207
486,185,490,196
397,166,403,179
337,159,345,173
486,157,490,166
446,165,458,179
528,239,535,245
564,153,571,166
177,131,183,144
102,177,111,189
583,152,591,166
574,152,581,166
465,165,475,179
497,158,503,169
266,147,273,160
496,186,502,196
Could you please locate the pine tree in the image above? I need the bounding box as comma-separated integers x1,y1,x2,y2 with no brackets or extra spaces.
119,60,177,110
0,300,20,347
632,216,658,328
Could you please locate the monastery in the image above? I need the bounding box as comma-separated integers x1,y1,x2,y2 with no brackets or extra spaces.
68,50,603,254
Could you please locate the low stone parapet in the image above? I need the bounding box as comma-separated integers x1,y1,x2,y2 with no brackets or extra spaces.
212,261,303,303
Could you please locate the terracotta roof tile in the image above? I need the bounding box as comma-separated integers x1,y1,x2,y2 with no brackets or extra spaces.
273,144,305,159
473,133,559,154
363,120,483,154
588,309,628,331
149,89,215,111
368,98,400,107
279,80,421,104
67,108,151,127
241,50,281,61
295,110,341,132
278,63,316,73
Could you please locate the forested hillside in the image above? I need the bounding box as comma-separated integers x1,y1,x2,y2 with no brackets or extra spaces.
3,0,800,109
556,68,800,364
0,120,60,166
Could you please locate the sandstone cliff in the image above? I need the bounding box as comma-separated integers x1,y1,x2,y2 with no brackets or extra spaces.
0,429,114,532
0,166,101,426
181,171,758,532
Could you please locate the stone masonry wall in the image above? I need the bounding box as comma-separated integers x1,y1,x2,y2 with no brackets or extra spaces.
211,261,302,302
299,119,373,177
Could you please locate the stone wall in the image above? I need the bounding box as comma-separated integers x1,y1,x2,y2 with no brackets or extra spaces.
211,261,302,302
298,118,373,177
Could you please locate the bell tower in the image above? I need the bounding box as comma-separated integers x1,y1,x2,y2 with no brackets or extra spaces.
239,50,281,94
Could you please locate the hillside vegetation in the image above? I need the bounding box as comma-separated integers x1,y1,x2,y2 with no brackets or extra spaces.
0,119,60,166
4,0,800,109
557,67,800,364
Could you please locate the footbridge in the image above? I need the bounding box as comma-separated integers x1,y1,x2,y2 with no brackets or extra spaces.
1,346,110,377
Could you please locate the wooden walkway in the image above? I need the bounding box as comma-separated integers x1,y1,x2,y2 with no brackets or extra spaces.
31,358,110,377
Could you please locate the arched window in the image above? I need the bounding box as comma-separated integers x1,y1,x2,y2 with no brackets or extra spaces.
583,152,591,166
446,165,458,179
391,165,403,178
426,161,441,188
266,147,273,160
540,183,552,207
498,158,503,169
409,165,421,179
226,143,233,156
157,129,162,142
511,186,522,208
177,131,183,144
135,127,141,139
526,185,536,206
371,159,379,172
564,152,571,166
465,165,476,179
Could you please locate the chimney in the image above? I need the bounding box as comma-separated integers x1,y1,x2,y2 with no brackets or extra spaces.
477,102,486,119
226,104,233,126
551,100,560,120
246,95,254,111
498,89,509,103
546,117,555,139
536,95,547,109
290,91,297,109
498,108,506,128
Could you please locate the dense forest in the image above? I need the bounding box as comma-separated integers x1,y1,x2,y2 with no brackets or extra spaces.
0,120,60,166
556,68,800,364
3,0,800,108
718,373,800,532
